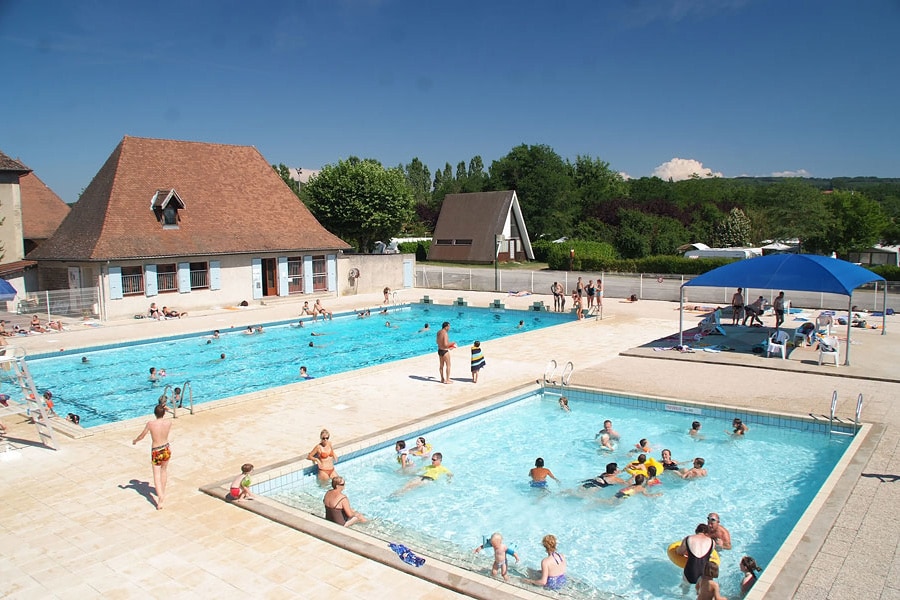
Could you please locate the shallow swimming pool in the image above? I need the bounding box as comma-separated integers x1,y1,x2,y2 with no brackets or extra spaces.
18,304,570,428
258,389,855,599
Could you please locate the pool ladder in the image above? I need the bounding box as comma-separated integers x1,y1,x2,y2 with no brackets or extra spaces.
160,381,194,417
539,359,574,387
810,391,863,437
0,346,57,450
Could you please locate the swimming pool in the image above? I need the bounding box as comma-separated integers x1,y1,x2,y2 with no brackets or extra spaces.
18,304,571,428
254,388,857,599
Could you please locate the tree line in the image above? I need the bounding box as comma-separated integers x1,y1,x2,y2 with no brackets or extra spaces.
275,144,900,259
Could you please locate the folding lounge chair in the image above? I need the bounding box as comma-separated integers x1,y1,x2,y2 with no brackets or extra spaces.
699,309,726,336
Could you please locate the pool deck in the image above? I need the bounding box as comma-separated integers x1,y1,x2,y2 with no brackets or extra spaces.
1,290,898,599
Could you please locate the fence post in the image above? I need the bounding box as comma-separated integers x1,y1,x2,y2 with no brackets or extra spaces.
45,290,51,323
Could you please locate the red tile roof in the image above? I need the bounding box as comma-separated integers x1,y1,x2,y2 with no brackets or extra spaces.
19,171,71,240
28,136,350,261
0,151,30,174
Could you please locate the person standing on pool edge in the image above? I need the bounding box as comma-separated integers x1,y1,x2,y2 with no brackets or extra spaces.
132,404,172,510
470,340,486,383
437,321,454,384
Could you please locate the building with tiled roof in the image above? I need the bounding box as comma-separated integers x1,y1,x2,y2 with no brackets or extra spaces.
0,150,71,308
427,191,534,264
28,136,352,319
20,171,71,255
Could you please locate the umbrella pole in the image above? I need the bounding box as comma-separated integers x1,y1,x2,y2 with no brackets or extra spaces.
844,297,852,366
678,288,684,347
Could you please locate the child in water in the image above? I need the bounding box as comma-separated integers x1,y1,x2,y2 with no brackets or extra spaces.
473,532,519,581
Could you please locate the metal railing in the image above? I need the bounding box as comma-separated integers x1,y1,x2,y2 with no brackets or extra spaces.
13,287,101,320
415,266,900,312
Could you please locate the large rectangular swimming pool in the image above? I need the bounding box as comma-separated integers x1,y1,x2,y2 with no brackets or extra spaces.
20,304,572,427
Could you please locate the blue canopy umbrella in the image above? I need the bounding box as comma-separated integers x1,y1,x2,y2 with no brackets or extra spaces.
0,278,17,302
679,254,887,365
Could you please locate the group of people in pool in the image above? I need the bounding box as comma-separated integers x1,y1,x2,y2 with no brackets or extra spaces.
677,517,763,598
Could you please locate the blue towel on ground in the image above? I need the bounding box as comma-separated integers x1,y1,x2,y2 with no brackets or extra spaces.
389,542,425,567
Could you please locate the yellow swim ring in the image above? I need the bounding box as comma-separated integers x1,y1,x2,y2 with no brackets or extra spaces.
667,541,720,569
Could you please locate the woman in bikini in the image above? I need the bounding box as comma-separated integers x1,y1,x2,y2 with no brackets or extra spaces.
524,534,567,590
308,428,338,484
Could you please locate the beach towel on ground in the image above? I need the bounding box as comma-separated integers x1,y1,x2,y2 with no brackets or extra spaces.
389,543,425,567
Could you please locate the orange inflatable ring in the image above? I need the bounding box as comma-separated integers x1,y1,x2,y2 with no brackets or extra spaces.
667,541,720,569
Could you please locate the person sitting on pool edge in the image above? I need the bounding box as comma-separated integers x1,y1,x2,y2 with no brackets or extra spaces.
395,452,452,495
523,534,567,590
323,476,366,527
529,457,560,488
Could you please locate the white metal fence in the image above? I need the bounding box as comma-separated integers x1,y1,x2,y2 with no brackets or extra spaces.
415,266,899,312
9,287,101,320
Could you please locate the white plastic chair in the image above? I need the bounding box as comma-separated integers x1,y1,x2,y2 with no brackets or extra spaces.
767,330,790,359
816,314,833,336
818,336,840,367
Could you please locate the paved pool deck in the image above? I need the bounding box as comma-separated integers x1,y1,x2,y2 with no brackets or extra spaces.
1,290,898,599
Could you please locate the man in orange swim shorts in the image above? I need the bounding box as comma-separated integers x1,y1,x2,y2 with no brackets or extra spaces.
133,404,173,510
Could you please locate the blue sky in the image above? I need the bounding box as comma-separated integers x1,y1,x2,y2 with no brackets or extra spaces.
2,0,898,202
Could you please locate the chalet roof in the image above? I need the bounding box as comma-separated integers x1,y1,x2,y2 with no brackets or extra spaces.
27,136,350,261
0,151,30,174
430,190,533,262
19,171,71,240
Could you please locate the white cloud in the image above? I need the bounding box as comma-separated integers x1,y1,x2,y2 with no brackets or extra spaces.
618,171,633,181
652,158,723,182
771,169,811,178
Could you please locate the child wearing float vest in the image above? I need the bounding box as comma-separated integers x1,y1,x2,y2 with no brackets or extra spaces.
473,532,519,581
230,463,254,501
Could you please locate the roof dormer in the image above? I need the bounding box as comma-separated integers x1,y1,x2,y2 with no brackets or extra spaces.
150,189,185,229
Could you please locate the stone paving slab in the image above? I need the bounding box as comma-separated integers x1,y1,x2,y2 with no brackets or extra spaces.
1,290,898,599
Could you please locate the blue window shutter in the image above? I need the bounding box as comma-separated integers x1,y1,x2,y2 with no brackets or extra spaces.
209,261,221,290
251,258,263,300
303,256,313,294
327,254,336,291
108,266,123,300
278,256,289,297
145,264,158,297
178,262,191,293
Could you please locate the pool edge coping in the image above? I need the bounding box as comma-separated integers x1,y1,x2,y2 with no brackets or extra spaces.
199,382,868,600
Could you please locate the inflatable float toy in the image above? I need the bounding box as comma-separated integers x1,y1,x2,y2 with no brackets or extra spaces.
667,541,720,569
625,457,664,476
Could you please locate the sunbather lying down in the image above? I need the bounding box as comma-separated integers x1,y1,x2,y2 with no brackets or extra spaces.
508,290,532,297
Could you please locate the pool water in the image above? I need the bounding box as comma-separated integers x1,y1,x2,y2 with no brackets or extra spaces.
16,305,570,428
263,391,853,599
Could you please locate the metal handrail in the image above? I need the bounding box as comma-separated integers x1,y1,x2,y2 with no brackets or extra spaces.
561,361,574,386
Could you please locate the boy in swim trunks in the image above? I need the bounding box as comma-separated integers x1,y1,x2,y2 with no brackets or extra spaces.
529,457,560,488
132,404,173,510
230,463,254,501
473,532,519,581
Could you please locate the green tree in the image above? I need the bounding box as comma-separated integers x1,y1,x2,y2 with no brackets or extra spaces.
711,207,752,247
810,190,889,255
304,158,414,252
272,163,301,199
403,158,432,206
759,180,832,250
488,144,577,240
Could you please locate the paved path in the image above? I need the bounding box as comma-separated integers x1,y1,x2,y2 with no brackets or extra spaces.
1,291,898,599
